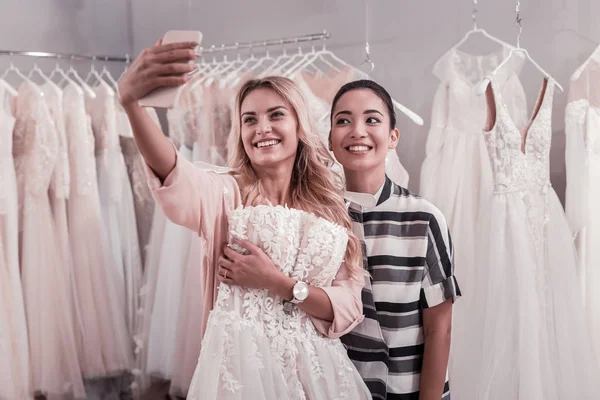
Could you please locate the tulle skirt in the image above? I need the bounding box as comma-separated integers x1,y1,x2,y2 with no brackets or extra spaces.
145,145,194,379
21,196,85,398
453,187,599,400
96,152,143,339
68,184,132,378
0,160,30,399
187,309,371,400
168,235,206,397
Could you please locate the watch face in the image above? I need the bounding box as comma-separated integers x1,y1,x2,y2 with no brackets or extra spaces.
293,281,309,301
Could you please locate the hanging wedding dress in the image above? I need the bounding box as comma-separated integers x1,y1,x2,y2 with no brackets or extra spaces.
421,46,527,295
167,84,211,397
143,85,201,381
13,81,86,399
87,81,143,339
169,81,234,397
64,81,132,378
459,76,598,399
0,83,31,400
565,56,600,358
421,48,528,392
118,108,160,264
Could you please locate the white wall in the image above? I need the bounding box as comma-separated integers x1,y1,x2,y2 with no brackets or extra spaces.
128,0,600,200
0,0,132,91
3,0,600,200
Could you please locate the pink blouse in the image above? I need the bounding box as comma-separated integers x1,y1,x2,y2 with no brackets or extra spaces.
144,147,364,339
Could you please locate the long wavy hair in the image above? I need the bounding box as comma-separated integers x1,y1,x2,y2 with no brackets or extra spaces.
227,76,363,278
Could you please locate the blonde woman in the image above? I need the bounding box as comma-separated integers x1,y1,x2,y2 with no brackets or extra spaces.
118,39,371,399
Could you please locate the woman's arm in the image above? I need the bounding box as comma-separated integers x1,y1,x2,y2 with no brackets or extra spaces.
218,239,364,338
419,299,452,400
118,38,199,180
119,39,244,234
419,209,461,399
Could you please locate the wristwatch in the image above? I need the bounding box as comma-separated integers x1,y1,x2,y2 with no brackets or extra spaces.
289,281,309,304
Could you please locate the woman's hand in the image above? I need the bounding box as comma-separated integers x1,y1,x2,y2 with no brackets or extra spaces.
117,38,199,107
217,239,289,293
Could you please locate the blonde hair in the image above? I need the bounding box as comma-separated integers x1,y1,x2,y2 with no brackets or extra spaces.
227,76,363,278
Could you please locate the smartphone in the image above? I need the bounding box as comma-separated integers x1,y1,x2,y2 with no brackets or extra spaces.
138,30,203,109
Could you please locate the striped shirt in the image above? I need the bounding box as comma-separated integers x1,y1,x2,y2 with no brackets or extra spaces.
341,176,461,400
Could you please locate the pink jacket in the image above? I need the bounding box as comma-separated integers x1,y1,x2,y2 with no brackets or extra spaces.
144,147,365,339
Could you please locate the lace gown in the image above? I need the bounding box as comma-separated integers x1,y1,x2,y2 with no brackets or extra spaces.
169,85,212,397
187,205,370,400
64,82,132,378
87,81,143,340
421,47,526,319
0,84,30,400
13,81,86,398
458,76,599,399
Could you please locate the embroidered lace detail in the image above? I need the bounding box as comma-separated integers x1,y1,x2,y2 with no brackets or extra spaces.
12,83,58,228
485,75,555,274
64,86,96,197
42,83,70,199
484,77,554,194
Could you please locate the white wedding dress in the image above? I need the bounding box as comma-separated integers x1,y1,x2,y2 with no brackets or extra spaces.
565,57,600,359
187,205,370,400
457,76,599,400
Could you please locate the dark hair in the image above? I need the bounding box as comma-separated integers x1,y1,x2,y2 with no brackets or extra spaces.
330,79,396,130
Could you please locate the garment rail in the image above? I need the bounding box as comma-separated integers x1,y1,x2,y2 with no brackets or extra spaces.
0,30,331,63
199,30,330,53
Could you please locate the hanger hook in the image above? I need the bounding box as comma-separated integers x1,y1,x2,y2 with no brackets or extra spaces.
515,0,523,48
472,0,479,30
362,0,374,73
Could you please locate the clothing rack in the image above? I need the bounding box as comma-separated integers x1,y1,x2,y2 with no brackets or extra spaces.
0,50,129,63
0,30,331,63
200,30,330,53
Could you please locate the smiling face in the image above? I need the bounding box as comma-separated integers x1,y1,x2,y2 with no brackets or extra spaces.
240,87,299,170
329,88,399,177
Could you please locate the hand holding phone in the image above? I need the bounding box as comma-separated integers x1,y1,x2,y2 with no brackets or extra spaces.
118,30,203,109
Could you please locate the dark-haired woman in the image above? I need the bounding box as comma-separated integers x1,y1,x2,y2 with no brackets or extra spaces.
329,80,461,400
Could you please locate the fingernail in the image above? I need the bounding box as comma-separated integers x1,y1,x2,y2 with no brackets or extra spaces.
190,41,199,47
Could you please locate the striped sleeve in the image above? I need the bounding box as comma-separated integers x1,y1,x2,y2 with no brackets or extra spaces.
420,212,461,308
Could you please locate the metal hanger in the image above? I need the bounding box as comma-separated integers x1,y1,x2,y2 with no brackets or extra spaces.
478,0,563,94
64,56,97,98
0,77,18,97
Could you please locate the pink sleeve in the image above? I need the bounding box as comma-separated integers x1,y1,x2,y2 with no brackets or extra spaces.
144,145,241,236
310,263,365,339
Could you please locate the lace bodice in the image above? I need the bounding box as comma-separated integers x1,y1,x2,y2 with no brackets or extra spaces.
484,77,555,193
42,82,70,199
217,205,348,314
214,205,347,336
86,82,124,200
11,82,58,230
64,83,97,197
